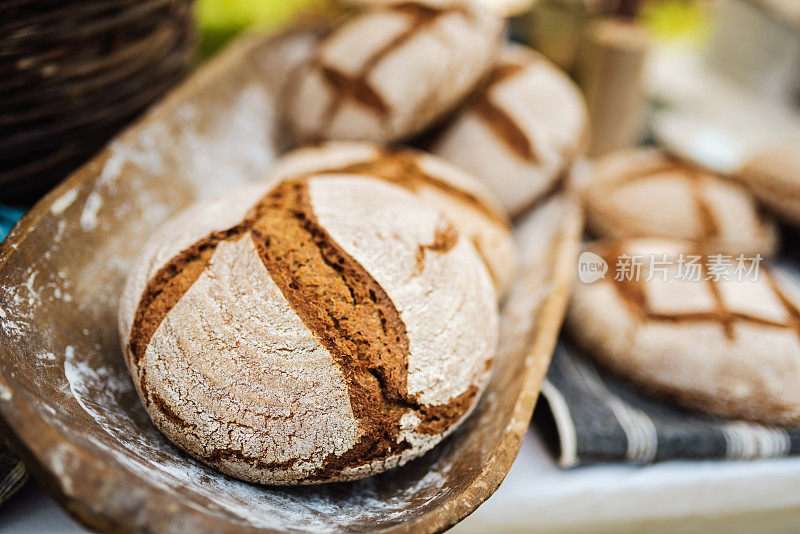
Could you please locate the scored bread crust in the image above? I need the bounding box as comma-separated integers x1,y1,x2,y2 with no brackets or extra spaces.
567,238,800,426
432,43,590,217
584,148,779,256
118,175,498,484
268,141,519,296
283,0,503,144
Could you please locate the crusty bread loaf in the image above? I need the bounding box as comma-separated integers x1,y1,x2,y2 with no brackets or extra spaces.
283,0,502,144
568,238,800,426
118,175,498,484
738,146,800,229
585,148,778,256
268,141,518,296
432,43,589,216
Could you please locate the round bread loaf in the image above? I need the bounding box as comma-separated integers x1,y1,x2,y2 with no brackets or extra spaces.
282,0,502,144
268,141,518,296
738,147,800,229
585,148,778,256
118,175,498,484
568,238,800,426
432,43,589,217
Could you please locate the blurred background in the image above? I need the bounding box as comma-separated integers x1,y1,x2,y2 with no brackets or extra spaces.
2,1,800,531
2,0,799,234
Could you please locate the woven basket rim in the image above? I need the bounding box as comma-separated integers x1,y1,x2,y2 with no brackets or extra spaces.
0,23,189,97
0,0,175,36
0,49,192,153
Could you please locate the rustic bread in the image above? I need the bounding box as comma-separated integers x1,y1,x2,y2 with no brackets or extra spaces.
282,0,503,144
568,238,800,426
585,148,778,256
268,141,518,296
432,43,589,217
118,175,498,484
738,146,800,229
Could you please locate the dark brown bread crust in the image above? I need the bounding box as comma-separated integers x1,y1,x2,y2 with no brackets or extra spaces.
295,147,509,226
128,178,482,480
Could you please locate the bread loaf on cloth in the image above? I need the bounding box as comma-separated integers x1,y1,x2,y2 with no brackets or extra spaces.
432,43,589,217
568,238,800,426
268,141,518,296
283,0,503,144
584,149,778,256
118,175,498,484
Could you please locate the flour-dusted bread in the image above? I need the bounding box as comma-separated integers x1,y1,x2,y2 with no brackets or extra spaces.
432,43,589,217
118,175,498,484
568,238,800,426
738,147,800,229
585,148,778,256
269,141,518,296
282,0,503,144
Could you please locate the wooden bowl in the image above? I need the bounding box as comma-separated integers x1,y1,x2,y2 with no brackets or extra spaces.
0,31,582,533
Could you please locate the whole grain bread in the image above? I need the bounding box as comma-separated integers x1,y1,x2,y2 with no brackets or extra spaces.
568,238,800,426
118,175,498,484
283,0,503,144
432,43,590,217
585,148,778,256
268,141,519,296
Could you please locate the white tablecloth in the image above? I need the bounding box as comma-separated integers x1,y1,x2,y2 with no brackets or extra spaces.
3,428,800,533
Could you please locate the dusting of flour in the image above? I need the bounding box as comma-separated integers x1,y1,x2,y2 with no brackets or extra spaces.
2,54,458,530
63,343,449,531
98,84,276,201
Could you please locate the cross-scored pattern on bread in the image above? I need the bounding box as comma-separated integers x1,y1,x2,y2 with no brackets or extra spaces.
569,238,800,425
121,176,497,484
586,149,777,256
317,3,461,126
594,244,800,342
280,146,508,224
286,0,501,143
597,158,720,240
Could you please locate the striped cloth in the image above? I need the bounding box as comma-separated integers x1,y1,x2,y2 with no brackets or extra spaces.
536,342,800,467
0,443,26,505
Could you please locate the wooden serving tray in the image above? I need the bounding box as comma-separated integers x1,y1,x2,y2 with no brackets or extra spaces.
0,31,582,533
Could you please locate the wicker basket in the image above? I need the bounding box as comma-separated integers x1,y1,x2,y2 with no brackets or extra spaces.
0,0,196,203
